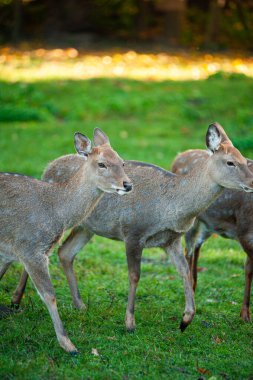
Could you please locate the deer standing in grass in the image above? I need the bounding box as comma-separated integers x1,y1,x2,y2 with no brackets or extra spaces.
11,123,253,333
0,128,132,354
172,149,253,321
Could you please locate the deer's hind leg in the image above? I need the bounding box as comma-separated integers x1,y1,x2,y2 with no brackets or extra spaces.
11,269,29,308
58,226,94,310
165,236,195,331
0,260,12,280
0,258,14,317
237,231,253,322
240,256,253,322
185,221,211,291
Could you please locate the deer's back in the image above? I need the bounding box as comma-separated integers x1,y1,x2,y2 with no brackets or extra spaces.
42,155,182,246
84,161,179,243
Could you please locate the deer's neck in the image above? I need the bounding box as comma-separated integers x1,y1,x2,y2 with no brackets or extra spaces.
171,158,223,224
50,164,103,230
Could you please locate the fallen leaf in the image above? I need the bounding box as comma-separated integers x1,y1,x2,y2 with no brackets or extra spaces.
168,316,177,321
197,267,207,272
206,298,219,303
213,336,223,344
91,348,100,356
196,360,211,376
180,127,190,135
197,367,211,375
107,336,117,341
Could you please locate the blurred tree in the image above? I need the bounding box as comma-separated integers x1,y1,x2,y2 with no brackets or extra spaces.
136,0,153,38
184,0,253,50
155,0,186,44
12,0,22,43
0,0,252,49
205,0,223,48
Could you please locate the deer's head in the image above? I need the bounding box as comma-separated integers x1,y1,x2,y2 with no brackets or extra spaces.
206,122,253,192
74,128,132,195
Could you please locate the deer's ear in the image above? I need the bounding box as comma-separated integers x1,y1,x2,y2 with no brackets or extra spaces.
93,128,110,146
206,124,221,153
206,122,233,153
74,132,92,158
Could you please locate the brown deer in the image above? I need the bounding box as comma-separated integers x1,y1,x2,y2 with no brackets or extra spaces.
11,123,253,334
0,128,132,354
172,148,253,322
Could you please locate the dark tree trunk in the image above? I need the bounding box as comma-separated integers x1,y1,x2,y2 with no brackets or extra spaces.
205,0,222,48
12,0,22,44
136,0,151,38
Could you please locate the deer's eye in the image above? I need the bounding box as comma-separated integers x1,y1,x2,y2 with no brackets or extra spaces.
98,163,107,168
227,161,235,167
122,162,125,167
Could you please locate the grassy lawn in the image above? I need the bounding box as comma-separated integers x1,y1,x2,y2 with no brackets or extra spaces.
1,55,253,379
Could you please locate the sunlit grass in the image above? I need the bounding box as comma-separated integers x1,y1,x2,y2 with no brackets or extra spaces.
1,47,253,82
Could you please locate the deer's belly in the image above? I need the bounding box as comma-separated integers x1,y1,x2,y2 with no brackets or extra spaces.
215,227,237,240
0,244,16,262
144,229,182,248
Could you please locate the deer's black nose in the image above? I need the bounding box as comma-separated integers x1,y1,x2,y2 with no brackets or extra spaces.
123,181,133,192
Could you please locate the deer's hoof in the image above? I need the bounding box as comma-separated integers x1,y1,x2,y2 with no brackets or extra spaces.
73,299,86,310
75,303,87,311
126,327,135,334
125,311,136,332
240,308,252,323
10,302,20,310
180,320,189,332
70,350,79,357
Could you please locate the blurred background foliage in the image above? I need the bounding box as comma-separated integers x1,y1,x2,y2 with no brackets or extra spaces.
1,73,253,176
0,0,252,50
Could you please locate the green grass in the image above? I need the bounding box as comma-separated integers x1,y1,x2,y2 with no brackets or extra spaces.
1,73,253,379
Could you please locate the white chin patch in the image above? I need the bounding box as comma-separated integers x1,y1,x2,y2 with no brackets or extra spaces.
240,185,253,193
116,189,127,195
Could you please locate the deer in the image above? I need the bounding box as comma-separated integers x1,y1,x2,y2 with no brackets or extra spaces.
0,128,132,354
172,148,253,322
10,123,253,335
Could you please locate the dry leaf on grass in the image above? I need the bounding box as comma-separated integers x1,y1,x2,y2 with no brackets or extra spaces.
197,267,207,272
213,336,223,344
107,336,117,341
91,348,100,356
196,360,211,376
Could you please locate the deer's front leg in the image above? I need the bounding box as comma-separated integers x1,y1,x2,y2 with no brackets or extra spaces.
24,255,78,354
125,241,142,332
165,237,195,331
